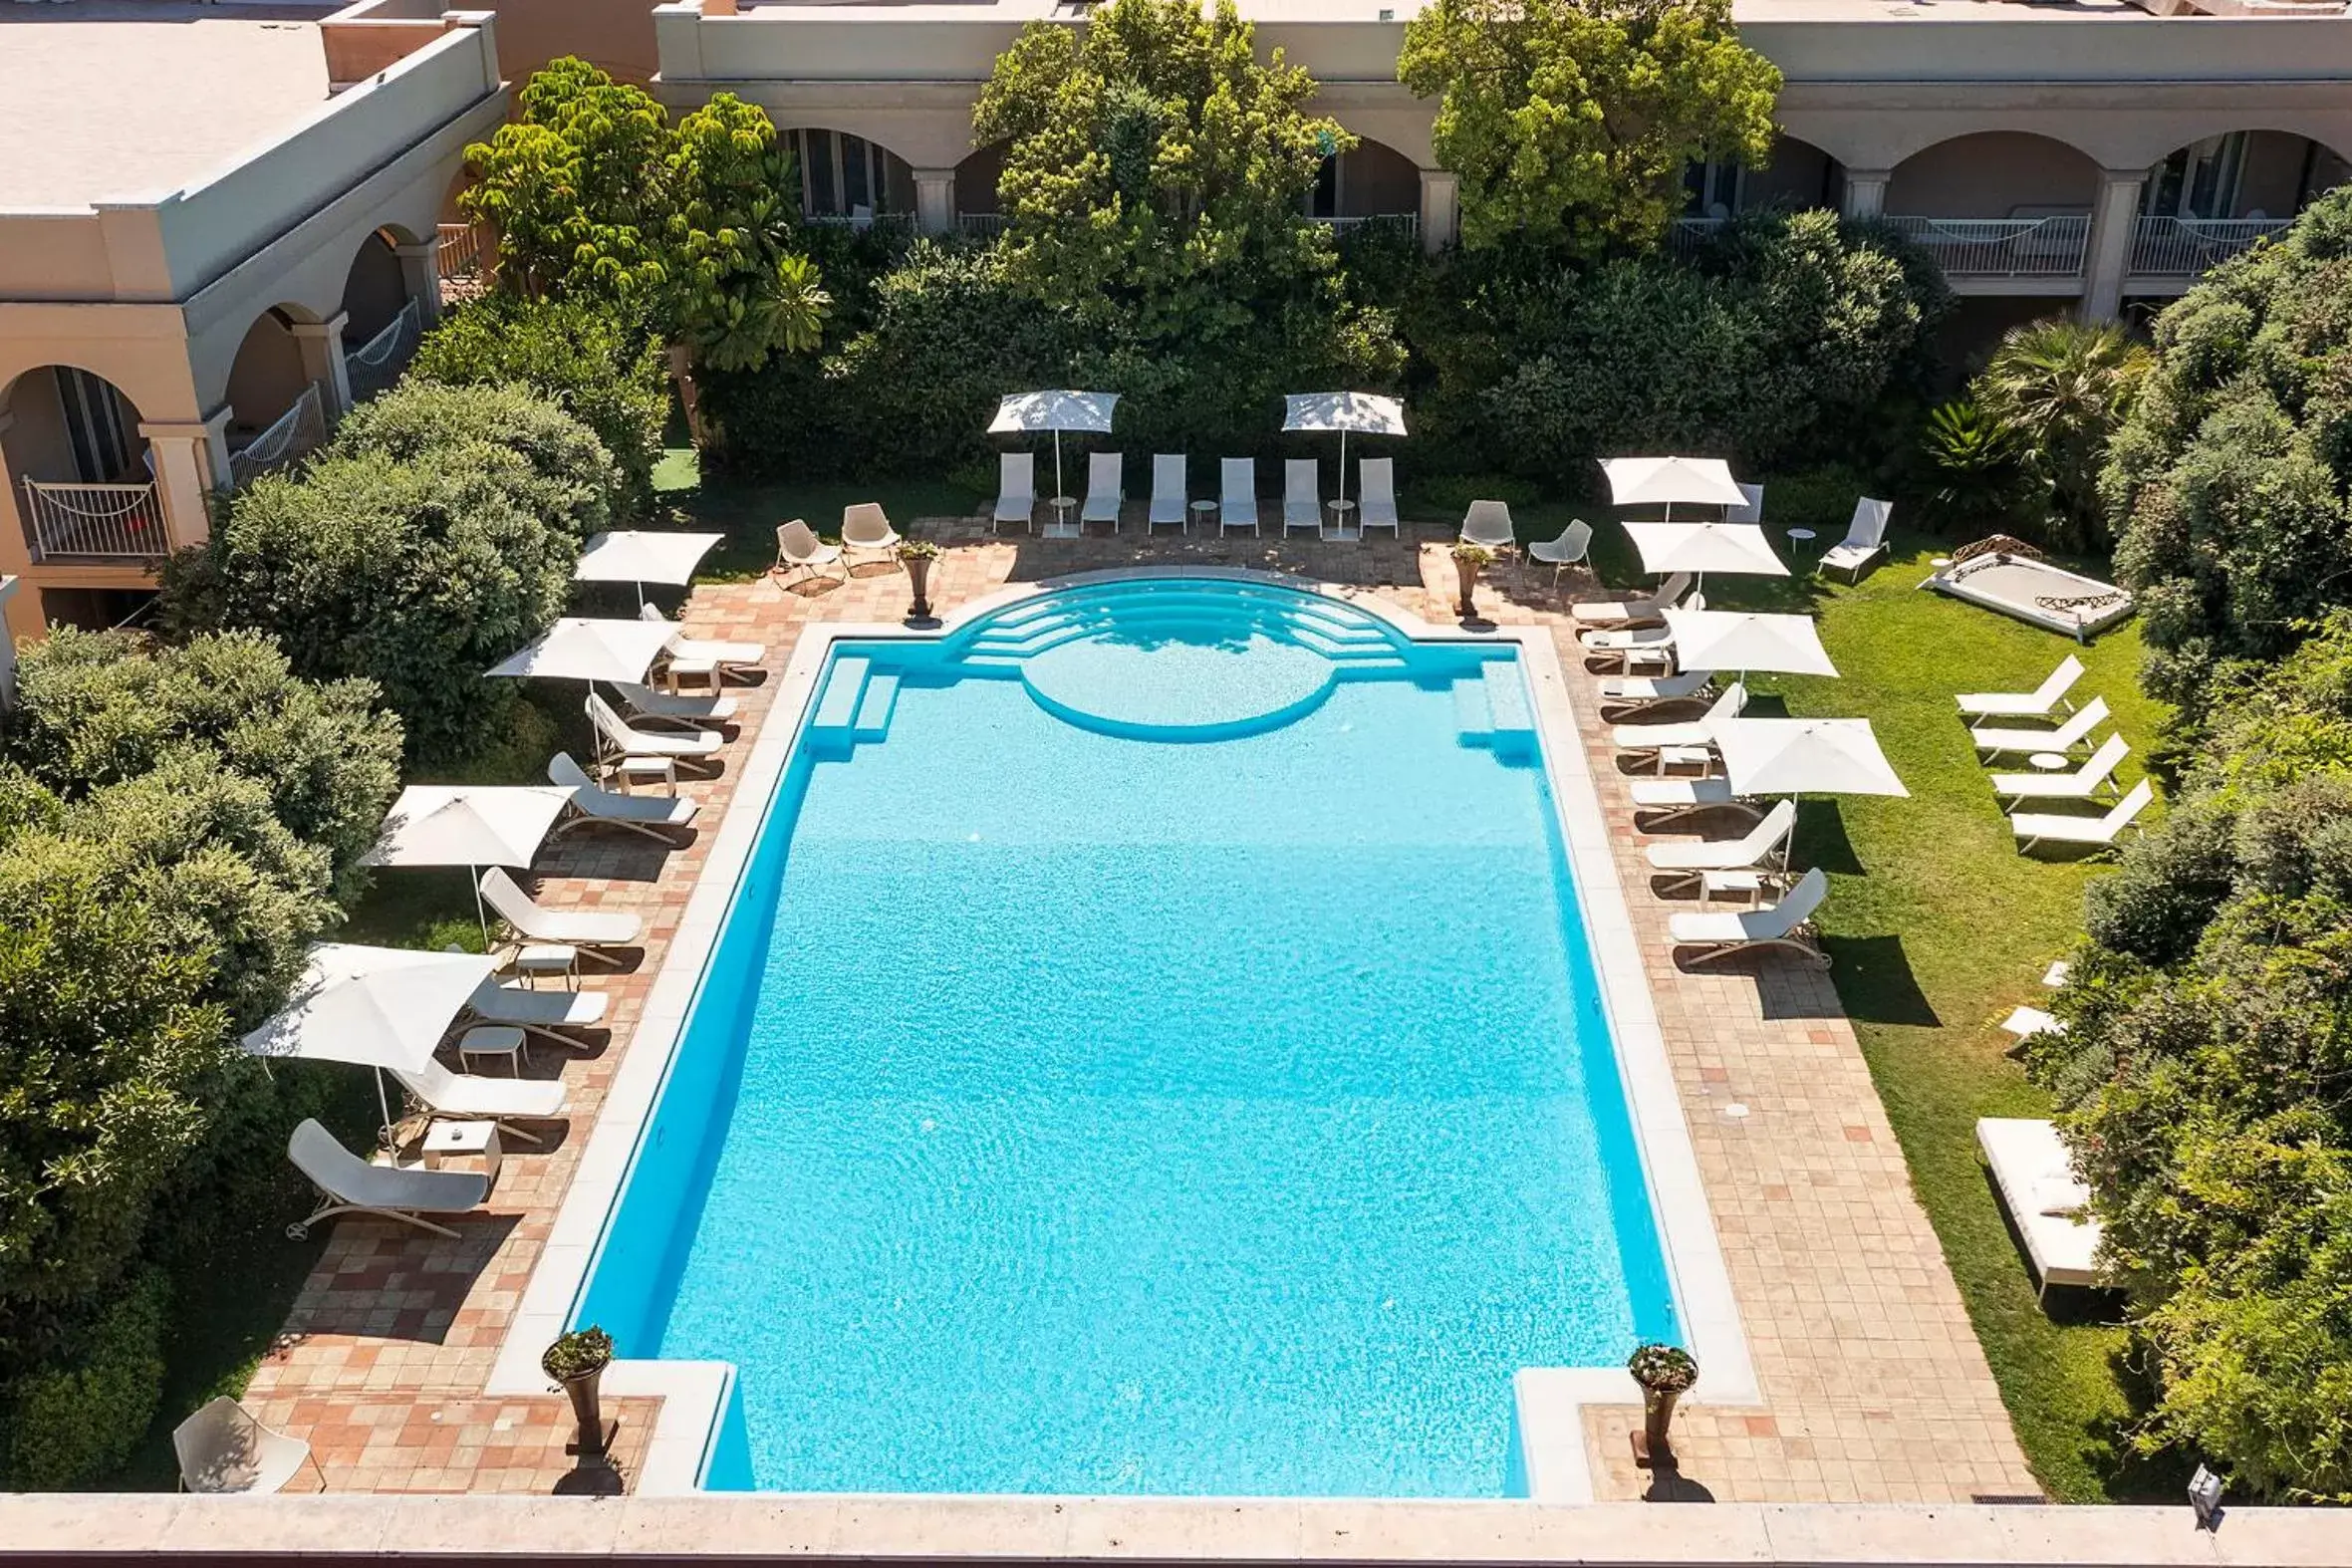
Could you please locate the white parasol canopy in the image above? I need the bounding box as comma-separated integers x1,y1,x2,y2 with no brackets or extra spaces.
1602,455,1750,516
1624,521,1790,587
989,391,1120,500
1663,609,1839,678
242,942,498,1141
1711,716,1909,799
485,617,675,685
575,531,724,607
1283,392,1406,509
360,784,570,940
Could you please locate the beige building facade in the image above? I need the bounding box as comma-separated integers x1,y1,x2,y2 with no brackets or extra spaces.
0,0,506,641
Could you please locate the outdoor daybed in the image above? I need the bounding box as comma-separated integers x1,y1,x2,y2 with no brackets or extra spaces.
1977,1117,2104,1302
1926,538,2135,642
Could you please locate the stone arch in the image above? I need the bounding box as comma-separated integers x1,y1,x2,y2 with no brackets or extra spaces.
1312,132,1421,220
2135,128,2352,221
342,227,412,348
0,364,149,489
1888,131,2101,218
779,127,917,219
221,304,326,456
955,138,1010,220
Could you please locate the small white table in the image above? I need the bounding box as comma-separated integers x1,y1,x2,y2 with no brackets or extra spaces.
1785,527,1817,563
1699,868,1771,907
1656,744,1715,776
1045,496,1079,538
512,943,579,990
664,654,720,693
1188,499,1216,535
2028,751,2072,772
457,1024,528,1075
1325,498,1358,540
612,755,677,796
422,1119,502,1185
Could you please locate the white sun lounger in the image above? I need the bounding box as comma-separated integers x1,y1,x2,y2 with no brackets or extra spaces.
392,1057,564,1145
1669,865,1831,969
840,502,903,563
2000,1005,2065,1046
1645,799,1796,887
1080,451,1124,531
1598,668,1713,718
1820,497,1893,581
773,519,846,587
463,974,609,1048
588,692,724,778
1570,573,1696,629
1629,777,1760,828
994,451,1036,533
1988,733,2128,807
2011,777,2155,855
1724,482,1764,525
1219,458,1259,535
1970,695,2110,759
1283,458,1323,537
1977,1117,2103,1301
1358,458,1400,535
1613,682,1745,756
1580,624,1678,673
613,681,736,731
639,605,765,680
1147,454,1187,532
173,1396,323,1495
549,752,698,842
480,866,643,960
286,1118,489,1240
1959,654,2085,721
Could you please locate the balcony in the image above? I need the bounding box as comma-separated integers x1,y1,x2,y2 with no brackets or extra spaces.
227,384,329,490
19,479,169,564
2129,215,2287,276
956,211,1010,238
1882,215,2091,280
346,301,421,405
1310,213,1420,241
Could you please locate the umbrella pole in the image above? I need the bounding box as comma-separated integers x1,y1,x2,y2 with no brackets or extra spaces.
470,864,490,951
1339,428,1348,507
374,1066,394,1154
1053,430,1065,502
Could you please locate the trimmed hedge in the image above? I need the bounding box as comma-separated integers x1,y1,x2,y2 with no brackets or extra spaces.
1,1269,172,1491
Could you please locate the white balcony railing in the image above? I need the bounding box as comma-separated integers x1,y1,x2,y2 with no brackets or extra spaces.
805,210,916,231
1310,213,1420,239
956,211,1010,237
2130,215,2288,276
436,221,482,281
227,383,327,490
347,299,420,403
1669,216,1726,257
20,479,169,562
1883,214,2091,278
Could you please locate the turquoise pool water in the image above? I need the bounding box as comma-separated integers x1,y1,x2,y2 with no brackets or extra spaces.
577,579,1678,1497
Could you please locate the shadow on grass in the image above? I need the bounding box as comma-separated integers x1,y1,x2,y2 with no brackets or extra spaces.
1792,796,1866,876
1820,932,1942,1028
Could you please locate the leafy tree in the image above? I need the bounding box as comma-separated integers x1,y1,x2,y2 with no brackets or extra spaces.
0,1268,171,1490
1970,318,2148,552
1398,0,1781,256
666,95,833,372
334,381,620,542
2104,187,2352,715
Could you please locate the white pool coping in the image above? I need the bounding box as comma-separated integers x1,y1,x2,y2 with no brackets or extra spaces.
494,567,1754,1507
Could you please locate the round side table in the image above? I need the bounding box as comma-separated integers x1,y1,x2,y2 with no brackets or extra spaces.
1188,499,1216,535
1325,498,1358,539
2028,751,2072,772
1785,526,1817,562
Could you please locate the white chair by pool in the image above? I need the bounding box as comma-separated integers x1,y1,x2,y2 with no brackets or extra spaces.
1579,623,1678,673
638,605,765,684
1959,653,2085,720
2011,777,2155,855
1613,681,1746,760
1570,572,1695,629
462,973,610,1049
1977,1117,2103,1302
773,520,845,588
1358,458,1401,536
1282,458,1323,537
549,751,699,843
840,502,903,564
391,1057,564,1145
1457,499,1517,556
1630,776,1761,829
1081,451,1124,532
613,680,736,731
480,866,644,962
1147,454,1187,533
173,1397,324,1495
1970,695,2110,759
993,451,1036,534
588,692,725,778
1724,481,1764,525
1987,733,2129,808
286,1118,490,1240
1669,865,1831,969
1598,668,1713,717
1219,458,1259,535
1645,798,1796,891
1819,497,1894,581
1526,520,1593,590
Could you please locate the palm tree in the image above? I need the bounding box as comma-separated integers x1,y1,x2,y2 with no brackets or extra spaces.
1972,318,2151,551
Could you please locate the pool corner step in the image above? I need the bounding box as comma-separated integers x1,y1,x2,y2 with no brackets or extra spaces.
1451,674,1494,741
1481,662,1534,737
853,672,901,742
807,655,871,751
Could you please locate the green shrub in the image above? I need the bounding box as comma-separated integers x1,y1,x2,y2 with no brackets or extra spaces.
333,381,619,542
1410,472,1541,515
1,1268,171,1490
410,297,669,519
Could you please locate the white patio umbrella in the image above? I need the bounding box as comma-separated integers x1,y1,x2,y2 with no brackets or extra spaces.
1662,609,1838,680
1711,714,1908,873
1601,455,1749,520
1624,520,1791,594
988,390,1120,501
1282,392,1406,506
484,617,675,688
574,531,724,609
360,784,571,944
242,943,498,1143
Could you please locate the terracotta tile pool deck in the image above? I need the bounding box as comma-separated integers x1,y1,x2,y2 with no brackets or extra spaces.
241,516,2038,1505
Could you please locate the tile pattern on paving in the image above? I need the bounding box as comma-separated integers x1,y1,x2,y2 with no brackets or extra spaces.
244,512,2036,1504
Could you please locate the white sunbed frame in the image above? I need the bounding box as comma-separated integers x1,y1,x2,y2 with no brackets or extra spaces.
1926,552,2136,642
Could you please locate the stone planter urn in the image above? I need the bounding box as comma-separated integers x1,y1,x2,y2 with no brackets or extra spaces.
543,1326,616,1459
901,540,940,622
1450,543,1491,620
1628,1342,1699,1468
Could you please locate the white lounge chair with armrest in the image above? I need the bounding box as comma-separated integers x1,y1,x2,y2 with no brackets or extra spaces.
1570,572,1696,629
1580,624,1678,674
1358,458,1401,536
588,691,724,779
1630,776,1762,828
772,519,845,587
1976,1117,2103,1303
1282,459,1323,537
1613,682,1746,758
1645,798,1797,891
840,502,903,563
2011,777,2155,855
638,604,765,682
173,1396,325,1495
1819,497,1894,581
285,1118,489,1241
1970,695,2110,759
1724,482,1764,525
549,751,698,842
1959,653,2084,720
480,866,644,963
1457,499,1517,556
1527,520,1593,589
1080,451,1124,531
1988,733,2129,808
613,681,736,731
1669,865,1831,969
993,451,1036,534
391,1057,564,1146
1219,458,1259,535
1598,668,1713,717
1147,454,1187,533
463,974,609,1048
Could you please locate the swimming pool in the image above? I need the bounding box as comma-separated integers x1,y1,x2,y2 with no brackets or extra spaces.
573,577,1685,1498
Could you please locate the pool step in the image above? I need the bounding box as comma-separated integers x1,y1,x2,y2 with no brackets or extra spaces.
1455,663,1536,757
805,656,903,754
1482,663,1534,738
1452,675,1494,740
853,672,900,741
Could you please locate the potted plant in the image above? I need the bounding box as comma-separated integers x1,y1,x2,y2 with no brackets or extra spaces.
1450,542,1492,619
1627,1342,1698,1467
900,538,940,621
543,1325,616,1458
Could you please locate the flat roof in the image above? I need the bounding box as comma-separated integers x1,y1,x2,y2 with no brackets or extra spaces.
712,0,2154,18
0,2,336,210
